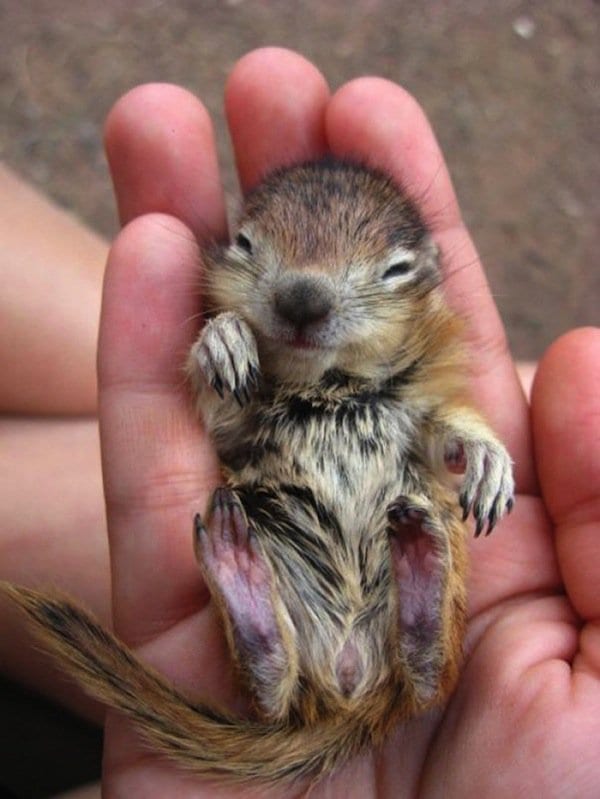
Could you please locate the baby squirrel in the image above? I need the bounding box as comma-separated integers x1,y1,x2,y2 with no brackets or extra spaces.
4,158,514,785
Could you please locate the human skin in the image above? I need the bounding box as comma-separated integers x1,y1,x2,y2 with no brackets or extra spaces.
0,416,109,721
0,165,109,720
0,165,105,414
91,48,599,797
0,45,597,797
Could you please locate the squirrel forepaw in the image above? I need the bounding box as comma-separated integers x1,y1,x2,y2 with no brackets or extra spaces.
452,438,515,536
190,312,260,406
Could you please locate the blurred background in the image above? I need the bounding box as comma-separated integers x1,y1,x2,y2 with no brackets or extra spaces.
2,0,599,360
0,2,598,796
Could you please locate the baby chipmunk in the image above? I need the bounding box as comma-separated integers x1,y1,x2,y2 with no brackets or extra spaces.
4,158,514,785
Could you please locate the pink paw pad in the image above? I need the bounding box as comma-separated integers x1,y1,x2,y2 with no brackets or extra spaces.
387,496,444,693
195,488,279,652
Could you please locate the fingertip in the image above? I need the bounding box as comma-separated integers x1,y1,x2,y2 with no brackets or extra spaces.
104,83,226,238
226,46,328,88
326,76,461,230
533,327,600,398
104,82,206,143
226,47,330,190
104,210,198,290
532,327,600,452
99,212,202,390
328,76,423,131
532,325,600,505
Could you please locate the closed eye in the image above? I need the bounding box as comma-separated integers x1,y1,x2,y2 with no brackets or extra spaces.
382,260,414,279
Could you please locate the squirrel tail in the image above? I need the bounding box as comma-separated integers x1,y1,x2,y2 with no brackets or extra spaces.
2,583,364,784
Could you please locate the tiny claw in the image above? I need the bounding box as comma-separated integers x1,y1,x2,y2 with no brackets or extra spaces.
212,486,227,509
211,376,224,399
459,494,470,522
506,497,515,514
387,498,408,524
193,513,207,561
486,494,501,535
247,526,259,556
233,388,244,408
250,364,261,388
474,509,485,538
193,513,206,539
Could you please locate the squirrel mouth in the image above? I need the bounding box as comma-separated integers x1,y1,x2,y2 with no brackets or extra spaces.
261,325,335,352
284,331,333,351
289,333,320,350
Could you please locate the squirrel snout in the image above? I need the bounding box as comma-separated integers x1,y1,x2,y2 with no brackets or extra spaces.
273,277,333,329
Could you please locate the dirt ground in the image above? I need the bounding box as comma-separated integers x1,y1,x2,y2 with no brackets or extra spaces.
2,1,598,359
0,2,598,796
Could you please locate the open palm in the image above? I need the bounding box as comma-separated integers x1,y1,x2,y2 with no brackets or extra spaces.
97,49,599,798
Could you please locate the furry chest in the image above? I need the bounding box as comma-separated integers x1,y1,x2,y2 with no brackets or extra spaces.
237,387,416,509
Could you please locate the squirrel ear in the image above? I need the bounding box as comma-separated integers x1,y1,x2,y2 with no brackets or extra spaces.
420,233,440,267
414,233,441,283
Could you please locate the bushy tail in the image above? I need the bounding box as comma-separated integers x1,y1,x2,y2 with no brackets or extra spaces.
2,583,362,784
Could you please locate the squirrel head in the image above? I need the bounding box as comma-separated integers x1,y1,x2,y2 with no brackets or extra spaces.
204,158,444,385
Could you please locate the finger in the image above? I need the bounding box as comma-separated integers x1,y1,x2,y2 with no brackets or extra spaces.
532,327,600,622
326,78,534,492
226,47,330,192
104,83,226,240
98,213,220,644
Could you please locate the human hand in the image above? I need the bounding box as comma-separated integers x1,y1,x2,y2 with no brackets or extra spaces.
99,48,600,797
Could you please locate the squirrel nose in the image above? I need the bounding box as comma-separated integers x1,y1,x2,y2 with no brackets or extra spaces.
273,277,333,328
